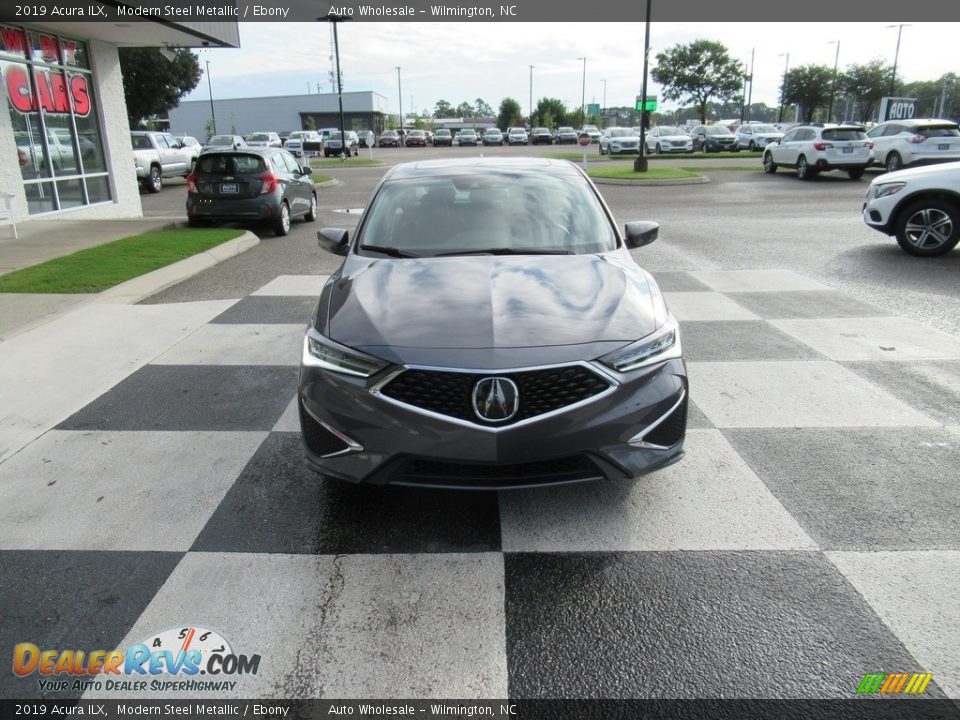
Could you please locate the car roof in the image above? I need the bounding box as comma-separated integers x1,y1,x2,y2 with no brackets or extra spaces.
384,157,584,181
876,118,957,126
198,147,278,156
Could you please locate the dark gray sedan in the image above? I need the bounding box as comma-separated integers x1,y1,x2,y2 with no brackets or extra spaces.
300,158,687,489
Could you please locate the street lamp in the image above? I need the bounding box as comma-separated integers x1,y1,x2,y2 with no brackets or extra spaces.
529,65,534,124
317,12,350,158
826,40,840,123
396,66,403,147
205,60,216,136
633,0,651,173
577,56,586,126
601,79,607,116
886,24,910,95
743,47,755,123
777,52,790,124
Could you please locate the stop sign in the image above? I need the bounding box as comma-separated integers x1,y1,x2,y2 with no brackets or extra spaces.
578,132,591,147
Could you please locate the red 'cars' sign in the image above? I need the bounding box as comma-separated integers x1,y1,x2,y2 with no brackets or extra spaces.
1,26,90,117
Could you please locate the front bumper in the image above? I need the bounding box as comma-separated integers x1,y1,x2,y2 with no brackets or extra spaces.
299,357,687,489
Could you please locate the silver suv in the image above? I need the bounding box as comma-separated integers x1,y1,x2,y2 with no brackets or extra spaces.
866,119,960,173
762,124,873,180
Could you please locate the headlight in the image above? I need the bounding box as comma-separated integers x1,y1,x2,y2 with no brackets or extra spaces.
867,182,906,200
599,316,682,373
302,327,388,378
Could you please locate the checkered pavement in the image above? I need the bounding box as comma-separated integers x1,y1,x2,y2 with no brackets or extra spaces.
2,270,959,701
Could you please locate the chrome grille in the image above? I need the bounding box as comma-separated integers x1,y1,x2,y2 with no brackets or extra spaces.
379,365,610,425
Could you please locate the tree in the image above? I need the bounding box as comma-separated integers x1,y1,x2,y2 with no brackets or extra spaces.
475,98,494,117
456,101,475,118
782,64,834,123
433,99,453,118
497,97,522,129
840,59,892,123
651,39,744,125
119,48,201,127
531,97,569,128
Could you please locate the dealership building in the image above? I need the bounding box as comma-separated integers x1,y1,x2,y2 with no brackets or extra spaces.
167,91,391,141
0,20,240,223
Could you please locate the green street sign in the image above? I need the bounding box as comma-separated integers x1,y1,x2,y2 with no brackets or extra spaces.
635,95,658,112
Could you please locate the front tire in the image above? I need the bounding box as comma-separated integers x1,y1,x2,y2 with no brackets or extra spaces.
146,165,162,193
655,144,662,154
273,201,291,237
894,199,960,256
749,140,757,151
762,153,777,174
886,152,904,173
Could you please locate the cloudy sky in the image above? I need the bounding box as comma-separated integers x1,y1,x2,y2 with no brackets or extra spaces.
186,22,958,117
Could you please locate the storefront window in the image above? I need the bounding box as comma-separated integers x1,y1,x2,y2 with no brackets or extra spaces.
2,25,110,215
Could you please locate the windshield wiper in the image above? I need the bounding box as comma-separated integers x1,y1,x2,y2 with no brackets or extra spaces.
361,245,421,258
434,247,575,257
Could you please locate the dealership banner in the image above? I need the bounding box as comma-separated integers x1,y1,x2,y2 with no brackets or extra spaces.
0,0,956,22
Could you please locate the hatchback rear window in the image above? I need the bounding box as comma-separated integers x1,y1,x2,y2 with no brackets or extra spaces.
197,154,265,174
822,129,867,141
913,125,960,138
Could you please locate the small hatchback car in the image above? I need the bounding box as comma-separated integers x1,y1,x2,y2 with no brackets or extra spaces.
299,158,687,489
186,148,317,236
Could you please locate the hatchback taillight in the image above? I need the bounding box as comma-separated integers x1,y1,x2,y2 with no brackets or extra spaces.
813,142,834,151
186,173,198,194
260,173,278,194
909,134,926,144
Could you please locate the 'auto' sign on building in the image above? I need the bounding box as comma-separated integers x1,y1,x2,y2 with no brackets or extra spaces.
878,97,918,122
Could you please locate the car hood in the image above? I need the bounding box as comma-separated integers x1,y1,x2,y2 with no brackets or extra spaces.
873,160,960,184
322,252,658,355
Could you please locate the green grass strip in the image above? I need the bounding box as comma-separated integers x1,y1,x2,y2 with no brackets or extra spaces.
586,165,702,180
0,227,244,294
306,158,383,168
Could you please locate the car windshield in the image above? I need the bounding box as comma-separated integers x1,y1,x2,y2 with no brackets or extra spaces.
913,125,960,137
461,130,476,135
409,131,425,136
558,127,574,133
382,131,398,137
197,153,265,174
533,128,549,134
583,125,599,131
436,130,451,136
359,172,616,257
209,136,235,145
658,127,682,135
704,126,729,135
248,133,270,141
485,129,499,135
752,125,778,133
608,129,632,137
822,129,867,141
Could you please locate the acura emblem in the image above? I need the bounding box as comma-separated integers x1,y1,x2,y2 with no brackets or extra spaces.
472,377,520,423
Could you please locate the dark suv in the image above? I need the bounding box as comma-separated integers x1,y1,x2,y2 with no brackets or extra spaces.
186,148,317,236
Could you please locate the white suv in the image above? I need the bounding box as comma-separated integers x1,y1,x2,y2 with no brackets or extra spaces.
763,124,873,180
863,161,960,256
866,119,960,173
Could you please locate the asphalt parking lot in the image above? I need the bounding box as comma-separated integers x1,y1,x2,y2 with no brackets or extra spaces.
2,145,959,705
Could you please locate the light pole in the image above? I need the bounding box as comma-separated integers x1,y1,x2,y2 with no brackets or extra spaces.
529,65,534,124
601,79,607,116
745,47,755,122
396,66,403,147
886,24,910,95
577,56,586,126
318,13,349,158
633,0,651,173
205,60,216,136
777,52,790,124
826,40,840,123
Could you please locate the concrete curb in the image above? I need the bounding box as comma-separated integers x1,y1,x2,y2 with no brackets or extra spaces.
93,230,260,304
591,175,710,186
315,178,341,188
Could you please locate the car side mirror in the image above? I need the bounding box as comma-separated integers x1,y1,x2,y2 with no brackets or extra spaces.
300,166,313,176
318,228,349,255
624,221,659,249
